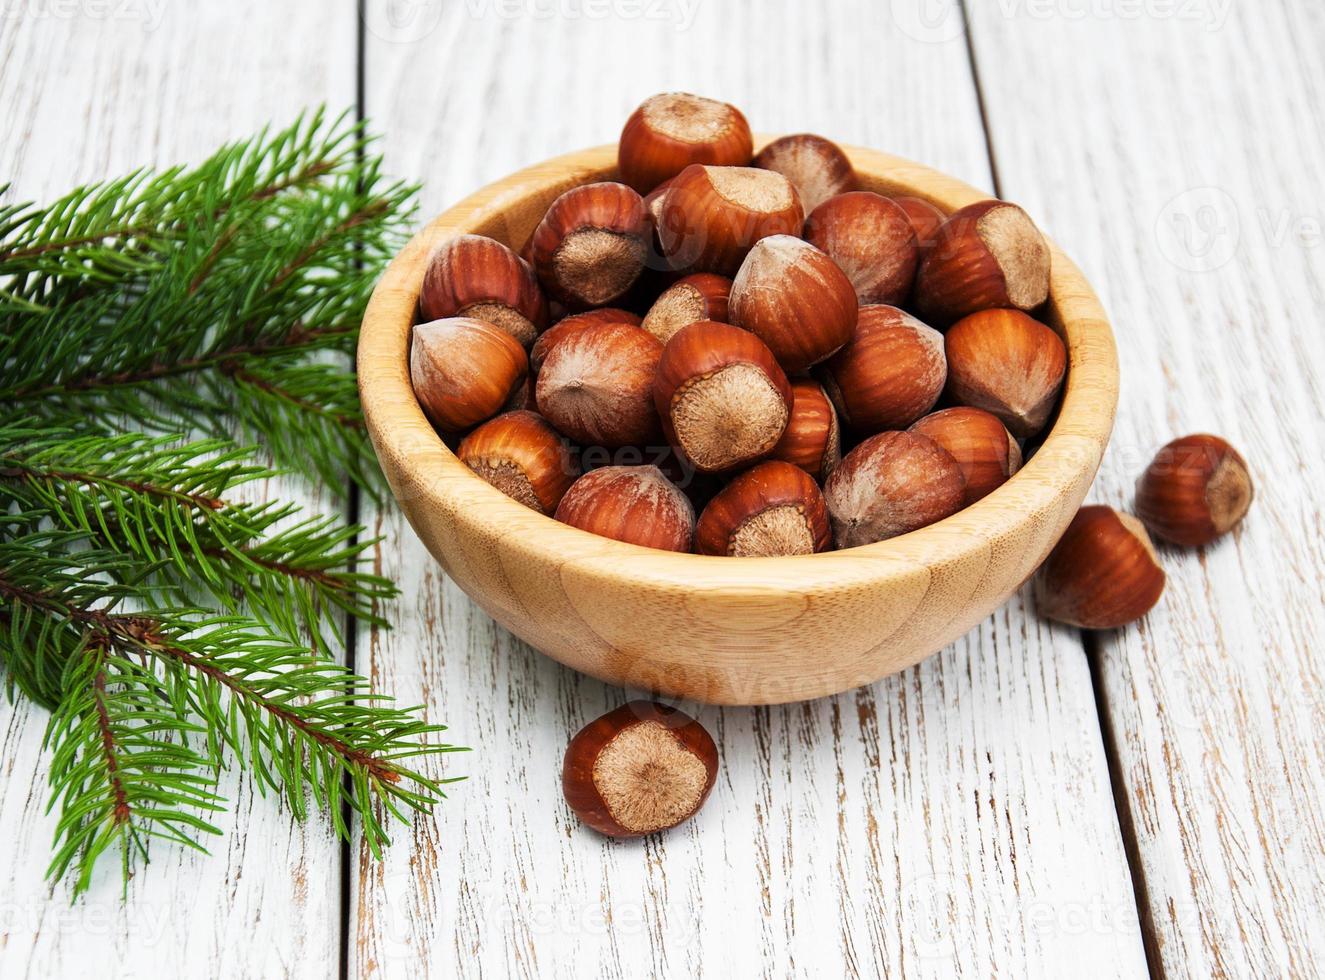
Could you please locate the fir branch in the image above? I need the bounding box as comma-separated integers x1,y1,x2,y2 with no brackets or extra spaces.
0,109,457,896
0,108,414,496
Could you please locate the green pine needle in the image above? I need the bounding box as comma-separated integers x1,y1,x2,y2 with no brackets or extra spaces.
0,109,460,897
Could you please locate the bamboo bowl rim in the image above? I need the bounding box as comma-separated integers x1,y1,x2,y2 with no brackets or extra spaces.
359,140,1118,599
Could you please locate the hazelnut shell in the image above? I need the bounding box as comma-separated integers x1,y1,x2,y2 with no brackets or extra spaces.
823,431,966,549
729,235,858,373
943,308,1067,439
554,465,695,552
419,234,548,346
658,165,804,276
529,182,649,308
803,191,919,306
909,407,1022,505
618,92,754,194
410,317,529,433
1036,506,1166,629
695,460,832,557
752,133,857,214
562,700,719,838
653,320,793,474
818,305,946,433
914,200,1051,324
457,410,577,515
1134,434,1253,546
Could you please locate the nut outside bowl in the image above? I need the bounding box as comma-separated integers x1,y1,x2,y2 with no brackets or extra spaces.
358,139,1118,706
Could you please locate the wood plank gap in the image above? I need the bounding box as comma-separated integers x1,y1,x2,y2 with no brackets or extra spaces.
339,4,370,979
956,0,1004,198
960,8,1161,971
1086,632,1164,980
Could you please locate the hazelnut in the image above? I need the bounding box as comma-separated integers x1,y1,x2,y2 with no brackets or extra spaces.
617,92,753,194
817,305,946,433
529,182,649,308
770,379,841,481
752,133,856,213
1036,506,1166,629
914,200,1051,324
504,372,536,412
410,317,529,433
909,407,1022,505
890,196,947,254
695,461,832,557
653,320,793,474
536,321,663,448
529,308,642,375
641,272,732,344
554,465,695,552
729,235,858,372
943,308,1067,439
658,165,804,276
823,431,966,548
803,192,918,305
1134,434,1253,546
642,175,676,227
562,700,718,837
457,410,577,515
419,234,548,346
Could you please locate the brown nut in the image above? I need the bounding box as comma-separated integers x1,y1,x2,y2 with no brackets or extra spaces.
554,465,695,552
410,317,529,433
1134,434,1253,546
769,379,841,481
695,460,832,557
909,407,1022,505
529,182,649,308
457,410,577,515
562,700,718,837
803,192,918,306
617,92,754,194
944,308,1067,439
536,321,663,448
890,196,947,255
419,234,548,346
729,235,858,372
914,200,1051,324
658,164,804,276
529,308,642,374
752,133,857,214
817,305,946,433
653,320,793,474
1036,505,1166,629
823,431,966,548
641,272,732,344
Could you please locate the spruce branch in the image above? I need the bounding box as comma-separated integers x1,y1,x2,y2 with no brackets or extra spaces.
0,110,459,897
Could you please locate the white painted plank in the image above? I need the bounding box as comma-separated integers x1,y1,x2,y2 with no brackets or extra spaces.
965,2,1325,975
355,3,1147,976
0,4,355,977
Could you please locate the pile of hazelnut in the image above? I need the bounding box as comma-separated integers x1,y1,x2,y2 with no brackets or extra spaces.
410,91,1065,563
407,92,1256,839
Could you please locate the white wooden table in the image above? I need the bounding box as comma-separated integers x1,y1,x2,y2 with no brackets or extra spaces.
3,2,1323,977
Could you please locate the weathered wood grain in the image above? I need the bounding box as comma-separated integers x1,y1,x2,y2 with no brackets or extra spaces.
0,5,354,977
354,2,1146,976
964,1,1325,975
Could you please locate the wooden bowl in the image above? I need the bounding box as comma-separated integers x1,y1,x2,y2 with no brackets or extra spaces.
358,140,1118,706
